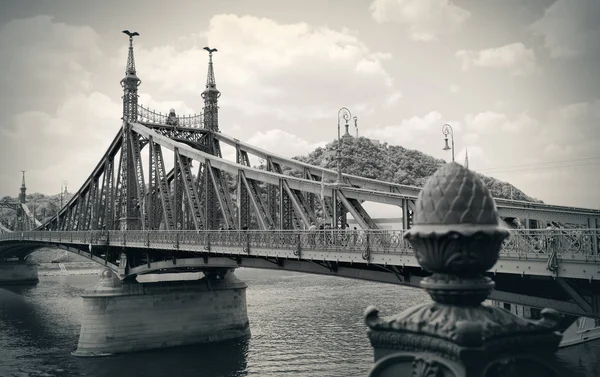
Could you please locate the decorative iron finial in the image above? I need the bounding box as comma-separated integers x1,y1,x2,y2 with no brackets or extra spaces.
122,30,139,74
203,47,218,89
364,162,566,376
202,46,221,131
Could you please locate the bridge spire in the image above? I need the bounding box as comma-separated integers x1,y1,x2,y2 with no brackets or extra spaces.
120,30,141,123
202,47,221,131
119,30,142,231
19,170,26,204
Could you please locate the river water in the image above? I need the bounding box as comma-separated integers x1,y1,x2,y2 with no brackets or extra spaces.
1,269,598,377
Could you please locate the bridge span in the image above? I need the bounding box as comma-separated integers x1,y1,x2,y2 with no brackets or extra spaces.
1,31,599,362
1,228,599,320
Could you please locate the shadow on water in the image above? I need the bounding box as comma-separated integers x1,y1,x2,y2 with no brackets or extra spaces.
74,338,249,377
74,337,250,377
0,285,60,349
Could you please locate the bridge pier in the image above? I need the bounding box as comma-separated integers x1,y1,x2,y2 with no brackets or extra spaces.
73,268,250,356
0,259,38,284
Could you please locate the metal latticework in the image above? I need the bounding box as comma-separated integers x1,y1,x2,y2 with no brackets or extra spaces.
237,147,250,229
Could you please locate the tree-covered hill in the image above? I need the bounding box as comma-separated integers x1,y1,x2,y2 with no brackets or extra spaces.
0,191,74,228
293,136,540,202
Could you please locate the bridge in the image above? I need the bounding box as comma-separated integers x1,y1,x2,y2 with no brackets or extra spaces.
1,32,599,357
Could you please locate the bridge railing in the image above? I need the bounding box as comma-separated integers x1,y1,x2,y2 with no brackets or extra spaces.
1,229,598,258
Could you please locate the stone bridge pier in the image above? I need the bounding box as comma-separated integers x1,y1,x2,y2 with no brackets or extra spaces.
73,268,250,356
0,258,38,284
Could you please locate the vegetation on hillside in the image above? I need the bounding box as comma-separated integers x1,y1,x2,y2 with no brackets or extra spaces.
293,136,539,202
0,191,74,229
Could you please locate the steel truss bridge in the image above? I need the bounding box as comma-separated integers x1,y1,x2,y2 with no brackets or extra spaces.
1,34,599,320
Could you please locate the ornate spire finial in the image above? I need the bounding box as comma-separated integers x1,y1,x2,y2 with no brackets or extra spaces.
464,148,469,169
21,170,26,188
202,47,221,131
203,47,218,88
122,30,139,74
364,162,566,376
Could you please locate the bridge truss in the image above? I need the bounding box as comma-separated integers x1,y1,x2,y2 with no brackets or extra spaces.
1,33,599,318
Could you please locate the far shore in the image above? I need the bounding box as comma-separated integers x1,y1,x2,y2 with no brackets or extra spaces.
36,262,102,277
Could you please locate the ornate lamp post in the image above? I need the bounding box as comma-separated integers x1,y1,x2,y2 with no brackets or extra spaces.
442,123,455,162
337,107,352,184
364,162,568,377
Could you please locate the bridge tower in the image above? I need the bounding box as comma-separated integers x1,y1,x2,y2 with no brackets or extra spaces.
15,171,28,231
119,31,142,230
201,47,225,229
18,171,26,204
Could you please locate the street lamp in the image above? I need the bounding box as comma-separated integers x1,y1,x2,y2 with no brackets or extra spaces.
441,124,455,162
337,107,352,183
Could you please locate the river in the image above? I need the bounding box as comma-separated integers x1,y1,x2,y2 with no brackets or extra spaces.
1,269,598,377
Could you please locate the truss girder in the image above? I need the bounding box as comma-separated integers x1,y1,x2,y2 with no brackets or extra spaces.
152,142,175,230
130,131,147,229
239,171,273,230
337,190,379,230
206,160,236,229
130,123,455,208
237,148,251,229
175,148,204,230
281,180,310,229
212,131,600,224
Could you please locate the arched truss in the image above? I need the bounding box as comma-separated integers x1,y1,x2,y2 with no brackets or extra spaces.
37,120,600,238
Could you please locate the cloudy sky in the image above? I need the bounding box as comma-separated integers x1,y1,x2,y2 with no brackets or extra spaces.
0,0,598,209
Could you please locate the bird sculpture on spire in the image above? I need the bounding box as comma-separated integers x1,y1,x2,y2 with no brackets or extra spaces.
122,30,140,38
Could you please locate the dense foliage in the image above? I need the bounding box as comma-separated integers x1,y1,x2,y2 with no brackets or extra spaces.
0,191,74,228
294,136,539,202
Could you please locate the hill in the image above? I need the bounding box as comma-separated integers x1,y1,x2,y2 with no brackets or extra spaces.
0,191,74,228
292,136,539,202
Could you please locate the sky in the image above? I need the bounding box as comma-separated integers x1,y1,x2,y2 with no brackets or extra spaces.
0,0,599,209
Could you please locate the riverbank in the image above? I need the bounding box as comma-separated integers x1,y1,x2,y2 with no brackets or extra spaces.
37,262,102,277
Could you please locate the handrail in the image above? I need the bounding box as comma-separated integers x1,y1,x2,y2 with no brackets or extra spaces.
137,105,203,128
2,228,598,258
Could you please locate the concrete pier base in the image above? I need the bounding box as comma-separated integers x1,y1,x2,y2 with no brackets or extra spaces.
0,259,38,284
73,269,250,356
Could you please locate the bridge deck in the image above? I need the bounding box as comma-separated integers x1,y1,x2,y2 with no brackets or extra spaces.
2,229,598,281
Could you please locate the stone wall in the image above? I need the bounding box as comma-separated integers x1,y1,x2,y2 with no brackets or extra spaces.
74,269,250,356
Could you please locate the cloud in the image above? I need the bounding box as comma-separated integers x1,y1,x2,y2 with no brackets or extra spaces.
455,43,536,76
384,91,403,108
542,99,600,147
0,15,103,113
0,92,122,196
464,112,537,134
449,84,460,94
369,0,471,41
135,14,398,123
138,93,197,116
247,129,327,159
531,0,600,58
